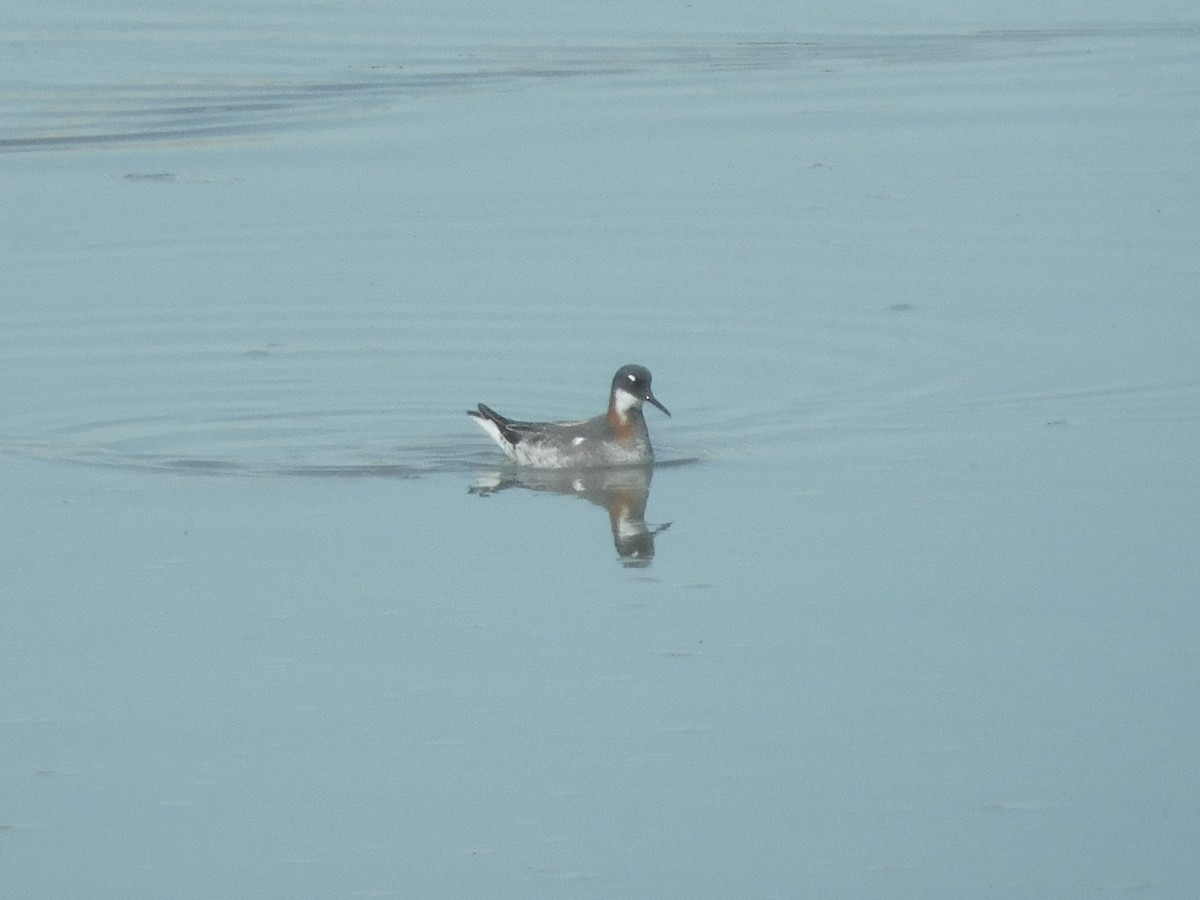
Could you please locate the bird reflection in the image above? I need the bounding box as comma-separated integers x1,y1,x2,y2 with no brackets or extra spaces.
469,464,670,566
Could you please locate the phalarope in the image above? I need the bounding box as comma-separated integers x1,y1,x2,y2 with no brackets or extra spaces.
468,364,669,468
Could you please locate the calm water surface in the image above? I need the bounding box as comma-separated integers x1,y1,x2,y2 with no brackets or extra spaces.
3,5,1199,898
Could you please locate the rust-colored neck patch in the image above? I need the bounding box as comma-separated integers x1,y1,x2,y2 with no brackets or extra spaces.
607,407,637,441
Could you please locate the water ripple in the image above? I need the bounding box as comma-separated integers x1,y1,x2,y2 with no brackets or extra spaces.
7,297,1193,477
6,29,1189,152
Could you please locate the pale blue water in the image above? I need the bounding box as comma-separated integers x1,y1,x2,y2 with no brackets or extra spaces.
3,4,1199,898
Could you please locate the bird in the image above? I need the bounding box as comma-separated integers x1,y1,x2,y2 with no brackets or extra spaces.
468,364,670,468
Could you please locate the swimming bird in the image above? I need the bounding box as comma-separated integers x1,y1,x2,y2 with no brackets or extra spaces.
468,364,670,468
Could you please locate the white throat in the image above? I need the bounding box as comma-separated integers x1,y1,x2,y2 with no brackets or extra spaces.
612,388,641,416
